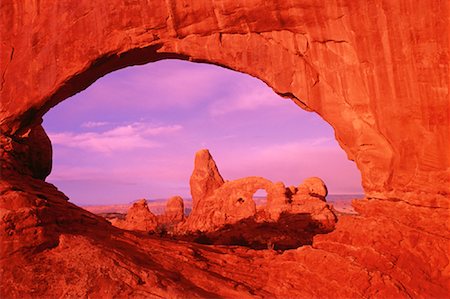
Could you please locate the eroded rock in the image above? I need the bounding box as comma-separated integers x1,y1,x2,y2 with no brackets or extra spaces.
162,195,185,223
183,151,337,233
297,177,328,200
112,199,158,232
189,149,225,211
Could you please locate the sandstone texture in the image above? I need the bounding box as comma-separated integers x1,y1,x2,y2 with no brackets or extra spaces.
0,1,449,298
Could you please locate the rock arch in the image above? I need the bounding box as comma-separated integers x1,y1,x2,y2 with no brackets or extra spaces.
183,177,274,232
0,1,448,298
1,1,448,204
216,177,276,206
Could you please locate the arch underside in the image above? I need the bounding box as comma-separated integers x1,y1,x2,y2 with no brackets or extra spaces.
0,1,448,297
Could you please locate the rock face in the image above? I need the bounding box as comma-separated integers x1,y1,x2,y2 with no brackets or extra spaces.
162,195,185,223
110,196,184,233
0,1,449,298
0,124,52,180
290,193,337,231
112,199,158,232
189,149,225,210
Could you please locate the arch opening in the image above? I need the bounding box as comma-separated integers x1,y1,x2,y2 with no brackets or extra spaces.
41,58,362,250
253,188,268,208
42,59,363,209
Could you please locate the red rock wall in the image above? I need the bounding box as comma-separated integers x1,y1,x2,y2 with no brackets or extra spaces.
1,1,448,205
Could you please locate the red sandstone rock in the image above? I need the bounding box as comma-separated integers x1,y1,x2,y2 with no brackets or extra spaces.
2,174,449,298
0,123,52,180
112,199,158,232
297,177,328,200
184,177,261,232
189,149,225,211
290,177,336,229
290,194,337,231
0,1,449,298
163,195,184,223
265,181,291,220
184,154,336,233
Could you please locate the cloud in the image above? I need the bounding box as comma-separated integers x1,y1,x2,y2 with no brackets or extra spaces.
140,124,183,135
49,123,183,153
209,85,285,116
78,60,231,111
81,121,110,128
46,165,107,181
256,138,336,156
104,122,182,137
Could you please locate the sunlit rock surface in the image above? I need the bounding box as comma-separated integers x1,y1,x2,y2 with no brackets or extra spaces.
110,199,158,232
0,1,448,298
189,149,225,211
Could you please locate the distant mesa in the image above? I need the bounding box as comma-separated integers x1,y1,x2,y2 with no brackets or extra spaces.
107,149,337,250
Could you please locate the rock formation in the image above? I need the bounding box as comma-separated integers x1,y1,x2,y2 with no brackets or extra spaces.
109,196,185,233
111,199,158,232
189,149,225,211
108,151,335,243
297,177,328,200
183,151,337,233
163,196,185,223
0,1,448,298
287,177,336,230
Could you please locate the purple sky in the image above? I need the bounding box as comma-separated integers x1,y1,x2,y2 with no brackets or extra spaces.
42,60,363,205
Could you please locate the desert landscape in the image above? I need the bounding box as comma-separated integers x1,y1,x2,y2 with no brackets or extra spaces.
1,1,449,298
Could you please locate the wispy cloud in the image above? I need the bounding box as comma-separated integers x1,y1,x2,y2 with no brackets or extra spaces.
49,123,183,153
81,121,110,128
80,60,230,111
209,86,285,116
256,138,336,155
